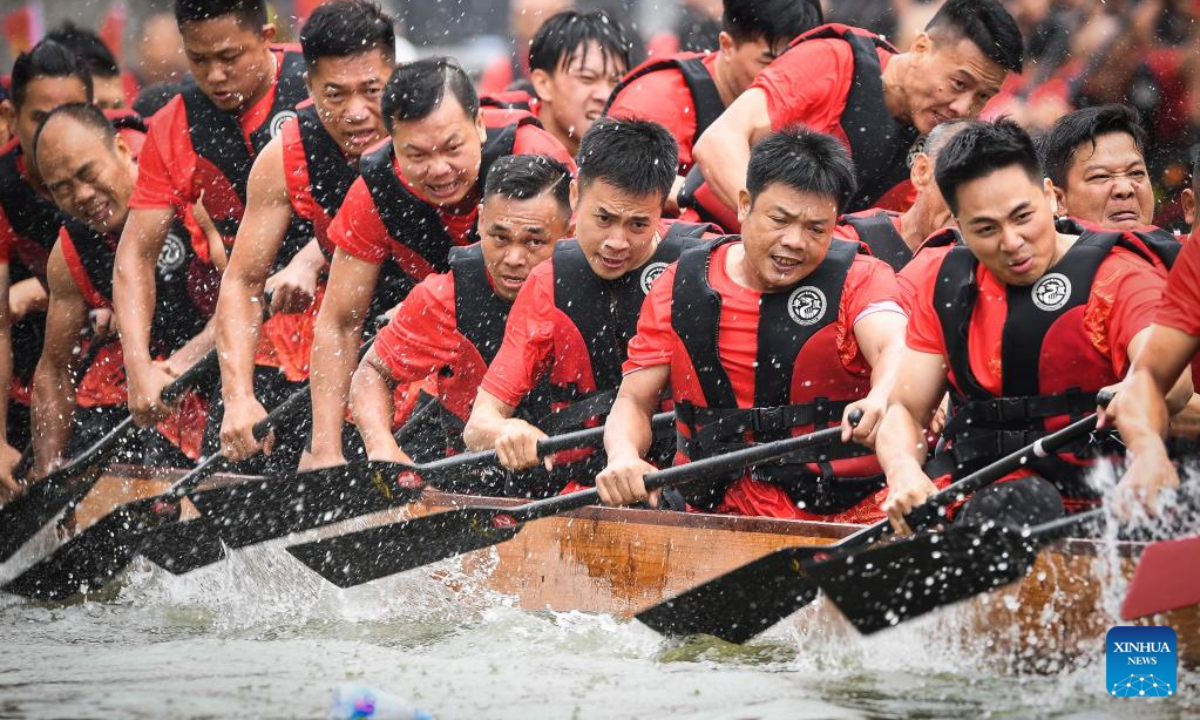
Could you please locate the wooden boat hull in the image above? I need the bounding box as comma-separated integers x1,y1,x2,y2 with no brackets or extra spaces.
32,467,1200,668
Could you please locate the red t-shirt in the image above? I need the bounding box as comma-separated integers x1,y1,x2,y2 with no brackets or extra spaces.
1156,226,1200,335
374,270,494,421
330,123,573,279
606,52,720,174
481,221,677,408
902,244,1165,395
129,47,294,254
753,30,915,212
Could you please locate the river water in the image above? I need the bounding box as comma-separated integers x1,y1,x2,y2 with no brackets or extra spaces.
2,524,1197,720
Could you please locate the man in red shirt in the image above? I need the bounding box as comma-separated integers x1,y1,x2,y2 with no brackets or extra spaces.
30,104,212,480
464,118,714,483
214,0,396,468
113,0,308,430
526,10,631,157
304,58,574,470
604,0,822,176
0,41,93,467
352,155,572,494
878,120,1190,534
836,118,967,272
598,128,907,521
689,0,1023,230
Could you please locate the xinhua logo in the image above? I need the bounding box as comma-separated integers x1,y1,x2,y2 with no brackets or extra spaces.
1106,626,1177,697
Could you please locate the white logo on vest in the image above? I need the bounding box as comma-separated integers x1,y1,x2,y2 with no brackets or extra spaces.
269,110,298,139
639,262,669,294
787,286,827,326
1032,272,1072,312
157,231,187,276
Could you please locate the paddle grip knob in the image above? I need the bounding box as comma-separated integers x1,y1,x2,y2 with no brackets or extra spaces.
848,408,864,426
1096,389,1116,409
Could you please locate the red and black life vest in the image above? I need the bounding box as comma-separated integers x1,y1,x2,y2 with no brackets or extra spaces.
839,209,912,271
182,49,308,241
59,218,209,354
669,236,881,512
931,223,1176,493
601,53,725,151
0,142,68,284
290,103,358,262
357,118,539,310
548,221,716,427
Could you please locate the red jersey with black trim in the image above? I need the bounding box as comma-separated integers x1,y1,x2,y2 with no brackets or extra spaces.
605,52,720,174
752,25,917,212
1156,225,1200,335
129,45,303,260
624,240,901,522
329,123,572,278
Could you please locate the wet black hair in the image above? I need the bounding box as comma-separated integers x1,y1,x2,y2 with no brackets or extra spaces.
746,126,857,214
925,0,1024,74
723,0,823,51
1039,105,1147,189
33,101,117,163
10,40,94,110
299,0,396,72
45,22,119,79
576,117,678,200
528,10,631,78
132,80,187,118
483,154,573,214
380,57,478,132
935,119,1042,215
174,0,268,30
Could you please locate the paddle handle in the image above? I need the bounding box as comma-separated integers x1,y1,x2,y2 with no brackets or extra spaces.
161,348,220,404
511,418,855,524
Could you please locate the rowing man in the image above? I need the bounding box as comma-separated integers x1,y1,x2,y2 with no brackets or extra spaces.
213,0,396,473
350,155,571,495
878,119,1191,534
598,127,907,520
464,118,717,491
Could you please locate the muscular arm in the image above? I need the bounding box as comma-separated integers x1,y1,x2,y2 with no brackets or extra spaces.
113,206,177,424
30,244,89,478
0,261,19,498
691,88,771,211
350,346,411,463
847,310,908,447
216,139,291,409
596,365,670,506
876,348,949,533
304,248,380,468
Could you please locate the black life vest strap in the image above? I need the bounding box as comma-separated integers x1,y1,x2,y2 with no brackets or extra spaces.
0,148,68,279
932,246,991,400
247,52,307,152
784,26,917,210
359,143,458,274
675,398,861,457
540,389,617,432
602,55,725,141
449,243,511,366
297,104,358,225
842,210,912,271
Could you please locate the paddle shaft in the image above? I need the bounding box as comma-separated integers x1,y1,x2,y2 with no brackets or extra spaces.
498,422,850,526
415,411,677,477
811,413,1103,556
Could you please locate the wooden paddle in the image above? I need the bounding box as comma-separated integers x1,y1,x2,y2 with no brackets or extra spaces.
1121,533,1200,620
1,375,318,601
807,507,1106,634
285,413,861,590
633,412,1103,643
148,410,678,574
141,393,446,574
0,348,220,563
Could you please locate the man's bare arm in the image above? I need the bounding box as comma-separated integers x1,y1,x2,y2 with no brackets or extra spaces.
350,346,411,463
596,366,670,506
692,88,771,211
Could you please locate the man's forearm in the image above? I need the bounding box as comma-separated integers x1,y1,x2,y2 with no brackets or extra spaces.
167,316,217,372
1117,369,1172,452
216,271,268,403
30,360,74,472
308,321,362,456
876,405,930,478
350,358,399,457
603,394,654,462
114,210,172,367
694,126,751,211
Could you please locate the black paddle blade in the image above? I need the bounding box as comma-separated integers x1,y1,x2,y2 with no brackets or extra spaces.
2,497,169,601
806,522,1037,635
0,465,106,563
285,506,520,588
635,545,824,643
143,462,421,575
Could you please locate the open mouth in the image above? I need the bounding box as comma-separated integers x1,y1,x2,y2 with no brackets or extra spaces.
424,179,462,201
770,255,802,276
347,129,378,147
497,274,526,291
1007,256,1034,275
598,255,626,272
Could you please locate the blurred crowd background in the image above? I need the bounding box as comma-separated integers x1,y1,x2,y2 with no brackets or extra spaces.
0,0,1196,228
